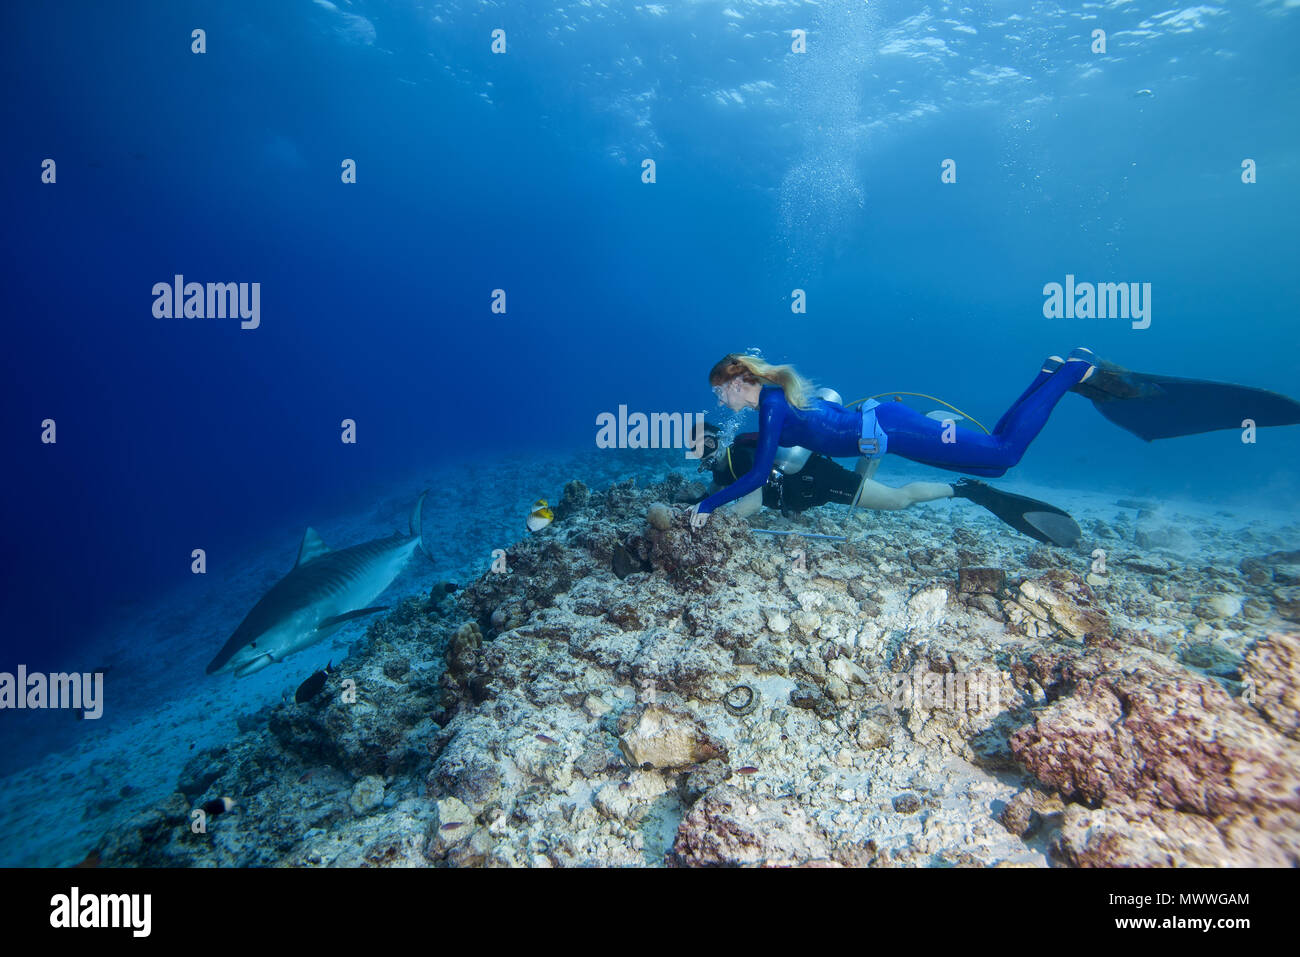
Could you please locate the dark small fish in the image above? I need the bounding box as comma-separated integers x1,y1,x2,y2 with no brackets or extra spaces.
298,771,313,784
737,766,759,775
201,797,235,817
440,821,464,831
429,581,458,600
295,661,334,704
535,734,558,745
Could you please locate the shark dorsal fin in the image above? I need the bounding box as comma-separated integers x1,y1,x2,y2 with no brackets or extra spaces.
296,528,330,567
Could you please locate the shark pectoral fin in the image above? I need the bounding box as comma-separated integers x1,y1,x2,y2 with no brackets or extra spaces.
317,606,389,631
296,527,331,567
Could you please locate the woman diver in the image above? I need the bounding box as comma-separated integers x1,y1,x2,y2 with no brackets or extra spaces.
686,348,1300,532
688,421,1082,546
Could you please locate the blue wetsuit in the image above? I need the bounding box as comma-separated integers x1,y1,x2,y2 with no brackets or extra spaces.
696,361,1090,515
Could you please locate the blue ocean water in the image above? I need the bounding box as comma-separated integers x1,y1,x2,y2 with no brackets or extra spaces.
1,0,1297,863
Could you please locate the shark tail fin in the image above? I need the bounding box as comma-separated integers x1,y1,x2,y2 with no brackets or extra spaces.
412,489,435,562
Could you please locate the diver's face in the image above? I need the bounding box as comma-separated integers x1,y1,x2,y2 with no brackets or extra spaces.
713,377,747,412
688,427,720,469
698,434,719,469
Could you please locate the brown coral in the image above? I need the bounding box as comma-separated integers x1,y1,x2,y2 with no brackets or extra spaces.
1009,646,1300,865
670,785,837,867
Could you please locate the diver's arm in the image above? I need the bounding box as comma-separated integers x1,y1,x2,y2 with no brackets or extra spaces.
684,482,723,506
694,394,785,515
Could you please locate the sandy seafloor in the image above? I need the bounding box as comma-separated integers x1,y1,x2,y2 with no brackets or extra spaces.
1,448,1297,868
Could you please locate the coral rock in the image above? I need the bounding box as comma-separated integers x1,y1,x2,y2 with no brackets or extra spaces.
646,503,673,531
348,775,386,815
1135,522,1197,555
1011,659,1299,816
617,705,727,770
554,479,590,519
1012,571,1110,642
1243,633,1300,741
855,716,891,751
1052,803,1236,867
1273,586,1300,622
958,567,1006,595
671,786,837,867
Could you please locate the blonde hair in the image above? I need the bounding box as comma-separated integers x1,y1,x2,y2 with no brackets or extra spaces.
708,353,815,410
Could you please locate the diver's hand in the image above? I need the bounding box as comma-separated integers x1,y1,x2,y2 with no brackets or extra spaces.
686,504,709,529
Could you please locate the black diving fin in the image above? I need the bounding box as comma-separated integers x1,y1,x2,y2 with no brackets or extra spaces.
1072,357,1300,441
952,479,1082,547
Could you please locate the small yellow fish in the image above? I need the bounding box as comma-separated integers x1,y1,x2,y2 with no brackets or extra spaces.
526,499,553,532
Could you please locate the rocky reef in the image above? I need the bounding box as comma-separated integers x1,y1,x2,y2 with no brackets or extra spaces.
95,474,1300,867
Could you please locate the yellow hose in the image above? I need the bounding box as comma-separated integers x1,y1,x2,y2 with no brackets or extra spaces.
846,392,991,435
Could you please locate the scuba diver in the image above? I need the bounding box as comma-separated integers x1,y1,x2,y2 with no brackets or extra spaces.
687,348,1300,532
688,422,1083,546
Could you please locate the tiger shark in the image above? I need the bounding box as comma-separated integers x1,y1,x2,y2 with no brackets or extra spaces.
205,492,430,678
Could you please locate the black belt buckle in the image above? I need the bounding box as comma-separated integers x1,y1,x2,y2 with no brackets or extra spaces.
858,437,880,455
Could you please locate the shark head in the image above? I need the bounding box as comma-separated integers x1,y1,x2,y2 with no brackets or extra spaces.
205,617,298,676
205,622,253,676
